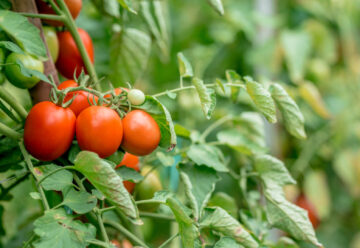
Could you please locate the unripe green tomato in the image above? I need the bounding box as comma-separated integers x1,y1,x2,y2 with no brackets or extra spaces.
0,48,5,70
128,89,145,105
136,166,162,211
5,53,44,89
43,26,59,63
0,72,5,85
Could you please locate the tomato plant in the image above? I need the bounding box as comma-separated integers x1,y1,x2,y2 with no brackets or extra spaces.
116,152,139,193
56,28,94,79
43,26,59,62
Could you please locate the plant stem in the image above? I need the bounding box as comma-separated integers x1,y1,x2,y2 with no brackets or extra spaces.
158,233,179,248
19,141,50,210
36,166,76,187
22,233,36,248
99,206,116,213
0,122,22,140
96,210,110,244
20,12,65,21
56,0,100,90
104,220,150,248
0,86,27,120
86,239,109,248
199,115,233,142
139,211,175,221
73,172,86,191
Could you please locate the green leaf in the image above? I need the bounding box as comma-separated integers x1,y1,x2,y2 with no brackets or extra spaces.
177,52,194,78
281,30,312,83
0,41,24,54
174,123,191,139
138,96,177,150
110,28,151,85
62,188,97,214
152,190,174,203
214,237,244,248
192,77,216,119
68,143,81,164
156,151,175,167
116,166,144,183
74,151,139,220
200,207,258,248
254,154,296,187
187,144,228,172
179,164,220,220
102,0,120,17
14,58,50,83
207,0,225,16
244,77,277,123
264,186,323,248
269,83,306,139
33,164,73,191
208,192,238,218
116,0,136,14
166,197,199,247
30,192,41,200
0,10,46,58
226,70,243,102
141,1,170,61
33,209,96,248
0,0,11,10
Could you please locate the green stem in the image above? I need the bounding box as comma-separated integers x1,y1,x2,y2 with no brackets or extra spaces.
139,211,175,221
86,239,109,248
20,12,65,21
0,122,22,140
19,141,50,210
0,86,27,120
56,0,99,90
96,210,110,244
158,233,179,248
104,220,150,248
199,115,233,142
36,166,76,187
135,199,163,205
179,76,184,88
99,206,116,213
22,233,36,248
73,172,86,191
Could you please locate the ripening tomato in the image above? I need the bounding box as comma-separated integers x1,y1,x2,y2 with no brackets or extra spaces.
116,152,140,193
56,28,94,79
57,80,97,116
295,194,320,229
43,26,59,63
121,110,161,156
24,101,76,161
76,106,123,158
36,0,82,26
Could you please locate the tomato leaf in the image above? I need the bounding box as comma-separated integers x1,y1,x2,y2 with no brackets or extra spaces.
269,83,306,139
187,144,228,172
225,70,243,102
192,77,216,120
62,188,98,214
207,0,225,16
116,166,144,183
174,123,191,139
177,52,194,78
244,76,277,123
200,207,258,248
116,0,136,14
33,209,96,248
14,58,50,83
33,164,73,191
179,163,220,220
0,10,46,59
138,96,177,150
208,192,238,218
299,82,331,119
110,28,151,86
214,237,243,248
0,41,24,54
74,151,139,220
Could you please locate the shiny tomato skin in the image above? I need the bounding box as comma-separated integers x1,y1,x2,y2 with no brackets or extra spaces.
56,28,94,79
121,110,161,156
76,106,123,158
295,194,320,229
24,101,76,161
116,152,140,193
36,0,82,26
43,26,59,62
58,80,97,116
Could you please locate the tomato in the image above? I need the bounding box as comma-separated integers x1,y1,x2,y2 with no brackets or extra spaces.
43,26,59,63
110,240,121,248
116,152,140,193
295,194,320,229
128,89,145,105
76,106,123,158
136,166,162,211
104,88,126,98
24,101,76,161
110,240,132,248
5,53,44,89
56,28,94,79
121,110,161,156
57,80,97,116
36,0,82,26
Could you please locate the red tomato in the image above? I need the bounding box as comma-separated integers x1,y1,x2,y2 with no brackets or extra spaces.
58,80,98,116
121,110,161,156
36,0,82,26
56,28,94,79
76,106,123,158
295,194,320,229
116,152,140,193
110,240,121,248
24,101,76,161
